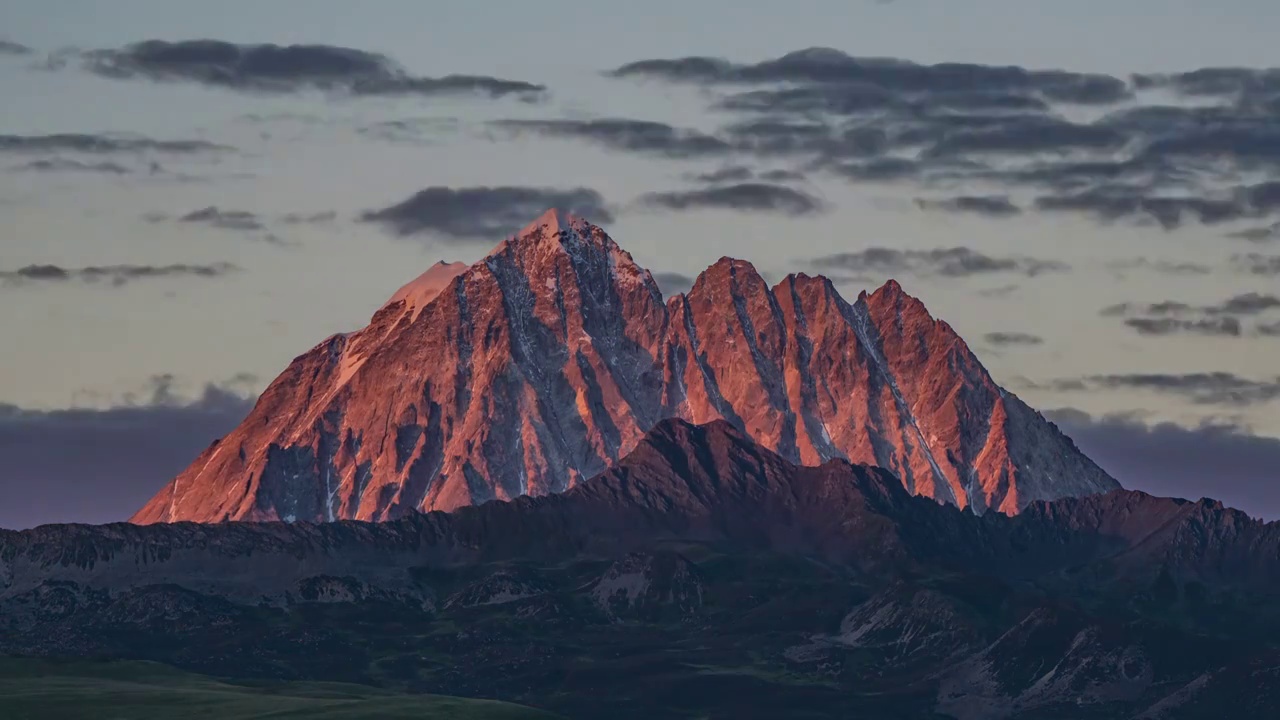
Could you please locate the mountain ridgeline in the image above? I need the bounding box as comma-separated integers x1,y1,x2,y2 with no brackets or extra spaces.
3,419,1278,718
132,209,1117,524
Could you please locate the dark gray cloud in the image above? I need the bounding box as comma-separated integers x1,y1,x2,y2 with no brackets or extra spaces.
0,40,33,56
357,117,460,144
683,163,807,185
759,168,807,182
1104,293,1280,318
79,40,545,99
724,112,1124,167
652,272,696,297
977,284,1020,298
986,156,1178,193
1046,408,1280,521
1101,301,1194,317
720,119,853,157
1033,188,1253,230
984,331,1044,347
1106,258,1212,276
716,84,900,116
0,262,239,287
178,206,264,231
10,158,133,174
360,186,613,241
1103,292,1280,337
924,117,1127,158
810,247,1069,278
1137,128,1280,170
638,183,824,216
1235,253,1280,276
280,210,337,225
1131,67,1280,99
1123,316,1243,337
826,157,922,182
608,47,1130,105
145,207,291,246
0,375,256,529
489,118,729,158
688,165,755,183
0,133,229,155
602,50,1280,232
915,195,1021,218
1211,292,1280,315
1227,222,1280,242
1046,372,1280,406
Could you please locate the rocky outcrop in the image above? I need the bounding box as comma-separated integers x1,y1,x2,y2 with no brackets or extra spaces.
132,209,1117,524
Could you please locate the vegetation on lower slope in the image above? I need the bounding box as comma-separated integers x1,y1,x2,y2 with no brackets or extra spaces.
0,657,560,720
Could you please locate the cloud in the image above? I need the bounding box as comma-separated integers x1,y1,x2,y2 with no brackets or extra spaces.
10,158,133,174
1106,258,1212,276
489,118,729,158
357,117,460,144
809,247,1069,278
177,206,264,231
0,133,229,155
1234,253,1280,276
978,284,1020,298
760,168,807,182
1124,317,1243,337
79,40,545,99
0,262,240,287
601,49,1280,229
720,119,852,156
685,164,807,185
1137,127,1280,170
652,272,695,297
0,40,32,56
1131,67,1280,99
1209,292,1280,315
1045,408,1280,521
985,331,1044,347
1033,189,1250,230
1031,180,1280,230
607,47,1130,105
0,375,256,529
925,117,1128,158
716,84,900,116
1103,293,1280,337
1046,372,1280,406
1227,222,1280,242
914,195,1021,217
280,211,337,225
688,165,755,183
145,207,292,246
360,186,613,241
826,157,922,182
637,183,824,216
1105,293,1280,318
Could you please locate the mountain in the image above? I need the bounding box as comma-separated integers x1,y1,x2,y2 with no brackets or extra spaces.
132,209,1117,524
5,419,1279,718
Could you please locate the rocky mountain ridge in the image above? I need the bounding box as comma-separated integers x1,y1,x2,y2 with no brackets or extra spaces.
4,419,1278,719
132,209,1118,524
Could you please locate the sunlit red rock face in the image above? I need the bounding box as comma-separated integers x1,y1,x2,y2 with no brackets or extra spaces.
132,209,1118,524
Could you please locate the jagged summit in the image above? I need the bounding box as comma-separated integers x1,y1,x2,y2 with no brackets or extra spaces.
486,208,613,259
518,207,592,238
132,210,1119,525
383,261,468,320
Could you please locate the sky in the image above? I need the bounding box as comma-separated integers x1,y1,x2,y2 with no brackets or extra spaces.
2,0,1279,528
